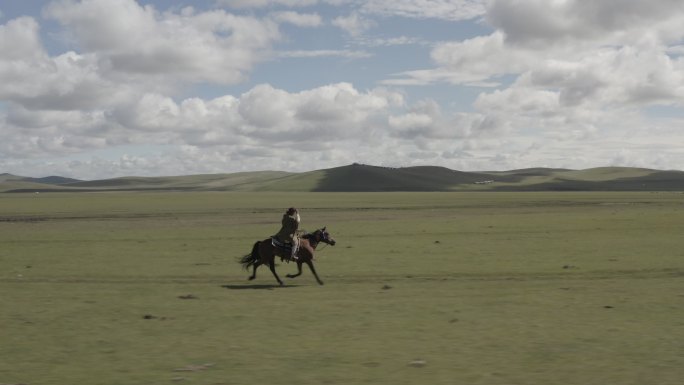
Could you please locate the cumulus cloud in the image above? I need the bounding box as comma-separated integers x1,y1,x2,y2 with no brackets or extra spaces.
0,16,45,60
391,0,684,85
2,82,403,155
4,0,684,177
43,0,281,85
383,31,533,86
387,99,485,141
3,74,521,177
374,0,684,171
390,0,684,127
486,0,684,48
0,16,132,111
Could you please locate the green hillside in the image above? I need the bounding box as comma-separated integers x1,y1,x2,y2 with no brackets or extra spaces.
485,167,684,191
66,173,264,190
2,165,684,192
1,171,293,192
0,173,24,183
310,164,493,191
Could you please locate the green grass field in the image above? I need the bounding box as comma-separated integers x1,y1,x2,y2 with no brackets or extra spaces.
1,191,684,385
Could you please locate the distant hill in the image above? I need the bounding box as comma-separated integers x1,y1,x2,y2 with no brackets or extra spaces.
28,176,82,184
1,173,81,185
0,173,24,183
2,165,684,193
311,164,495,191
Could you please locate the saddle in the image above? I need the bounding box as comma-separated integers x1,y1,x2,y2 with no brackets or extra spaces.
271,236,292,251
271,236,299,261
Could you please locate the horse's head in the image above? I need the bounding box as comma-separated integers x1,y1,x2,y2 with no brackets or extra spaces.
317,226,336,246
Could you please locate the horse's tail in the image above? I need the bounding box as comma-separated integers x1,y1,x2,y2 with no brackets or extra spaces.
239,241,260,270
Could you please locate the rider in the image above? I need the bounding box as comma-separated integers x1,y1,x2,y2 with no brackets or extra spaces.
275,207,300,261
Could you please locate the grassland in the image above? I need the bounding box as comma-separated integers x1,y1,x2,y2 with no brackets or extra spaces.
1,191,684,385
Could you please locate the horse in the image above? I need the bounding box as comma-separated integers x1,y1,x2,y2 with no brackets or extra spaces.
239,227,336,286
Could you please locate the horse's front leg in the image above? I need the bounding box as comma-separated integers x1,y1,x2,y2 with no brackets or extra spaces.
305,260,324,285
286,261,303,279
268,259,284,286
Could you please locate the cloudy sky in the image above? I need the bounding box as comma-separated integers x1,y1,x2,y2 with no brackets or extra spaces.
2,0,684,179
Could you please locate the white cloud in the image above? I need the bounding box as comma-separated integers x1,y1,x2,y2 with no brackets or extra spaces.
666,45,684,56
216,0,319,8
0,16,133,111
5,79,545,177
0,17,46,60
277,49,371,58
2,82,403,156
43,0,281,85
374,0,684,172
332,12,376,37
387,0,684,138
4,0,684,177
360,0,486,21
401,31,532,85
389,112,433,131
387,99,482,140
487,0,684,48
358,35,425,47
271,11,322,27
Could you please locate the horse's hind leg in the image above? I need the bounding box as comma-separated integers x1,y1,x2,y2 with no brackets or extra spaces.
248,262,261,281
305,260,324,285
286,262,303,279
268,259,284,286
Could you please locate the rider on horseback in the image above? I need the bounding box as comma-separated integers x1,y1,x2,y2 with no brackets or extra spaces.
275,207,300,261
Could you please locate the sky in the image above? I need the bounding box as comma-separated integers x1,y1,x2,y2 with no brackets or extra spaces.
2,0,684,179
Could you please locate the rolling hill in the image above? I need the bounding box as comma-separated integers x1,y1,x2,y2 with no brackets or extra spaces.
2,165,684,192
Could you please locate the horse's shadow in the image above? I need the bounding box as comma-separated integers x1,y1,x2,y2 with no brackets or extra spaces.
221,284,297,290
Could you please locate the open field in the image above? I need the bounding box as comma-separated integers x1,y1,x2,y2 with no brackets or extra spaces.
1,191,684,385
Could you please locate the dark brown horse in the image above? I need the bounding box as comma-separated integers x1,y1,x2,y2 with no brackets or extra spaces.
239,227,336,286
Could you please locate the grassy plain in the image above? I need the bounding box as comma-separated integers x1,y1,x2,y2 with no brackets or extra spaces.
1,191,684,385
